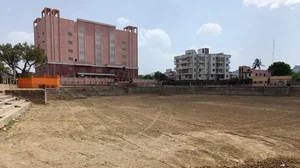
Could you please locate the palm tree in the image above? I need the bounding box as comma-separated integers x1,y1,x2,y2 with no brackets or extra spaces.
252,58,264,70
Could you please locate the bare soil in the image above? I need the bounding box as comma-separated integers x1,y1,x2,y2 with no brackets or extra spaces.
0,95,300,168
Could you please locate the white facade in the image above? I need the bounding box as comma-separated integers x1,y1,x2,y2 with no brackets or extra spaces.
174,48,231,80
292,65,300,73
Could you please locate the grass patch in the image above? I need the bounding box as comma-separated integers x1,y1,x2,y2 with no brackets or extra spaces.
6,120,16,128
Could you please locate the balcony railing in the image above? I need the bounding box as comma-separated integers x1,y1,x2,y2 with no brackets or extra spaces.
181,71,193,74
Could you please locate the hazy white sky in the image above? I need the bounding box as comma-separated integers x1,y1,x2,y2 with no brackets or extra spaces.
0,0,299,74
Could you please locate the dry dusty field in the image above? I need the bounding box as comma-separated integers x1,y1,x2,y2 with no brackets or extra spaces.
0,95,300,168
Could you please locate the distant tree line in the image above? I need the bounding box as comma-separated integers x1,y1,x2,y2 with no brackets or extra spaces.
138,71,168,81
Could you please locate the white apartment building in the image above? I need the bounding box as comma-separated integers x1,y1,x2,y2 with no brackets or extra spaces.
174,48,231,80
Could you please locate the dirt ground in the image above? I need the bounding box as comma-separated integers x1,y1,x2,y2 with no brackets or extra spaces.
0,95,300,168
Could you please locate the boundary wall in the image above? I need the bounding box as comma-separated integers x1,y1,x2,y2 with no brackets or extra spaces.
46,86,300,100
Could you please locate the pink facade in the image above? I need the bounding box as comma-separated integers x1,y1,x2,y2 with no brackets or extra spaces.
250,69,271,78
239,66,271,80
33,7,138,78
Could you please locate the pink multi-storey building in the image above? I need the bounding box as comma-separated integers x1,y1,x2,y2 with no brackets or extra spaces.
33,7,138,79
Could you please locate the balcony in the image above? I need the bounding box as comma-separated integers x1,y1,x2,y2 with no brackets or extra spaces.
181,71,193,74
179,60,193,64
175,66,193,71
180,65,193,69
216,60,225,63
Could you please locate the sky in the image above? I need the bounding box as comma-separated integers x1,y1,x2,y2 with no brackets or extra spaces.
0,0,300,74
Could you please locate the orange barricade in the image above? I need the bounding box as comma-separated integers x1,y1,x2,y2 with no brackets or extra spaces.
18,76,60,88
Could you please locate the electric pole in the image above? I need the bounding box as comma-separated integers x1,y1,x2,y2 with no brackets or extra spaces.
272,39,275,63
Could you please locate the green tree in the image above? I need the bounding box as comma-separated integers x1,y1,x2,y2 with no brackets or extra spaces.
292,72,300,81
0,62,10,74
153,71,168,81
142,74,154,79
252,58,264,70
138,75,144,79
0,42,47,77
268,62,292,76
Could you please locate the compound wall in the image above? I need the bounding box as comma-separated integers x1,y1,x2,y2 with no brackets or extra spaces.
128,86,291,96
45,86,300,100
5,89,47,104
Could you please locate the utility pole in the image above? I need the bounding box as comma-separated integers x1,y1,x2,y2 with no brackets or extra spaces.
272,39,275,63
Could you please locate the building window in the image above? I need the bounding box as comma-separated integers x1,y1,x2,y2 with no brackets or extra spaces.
96,68,102,73
256,73,258,76
79,67,86,72
110,69,116,74
68,41,73,45
68,32,72,36
42,41,45,43
95,29,102,65
122,55,127,59
213,63,215,66
122,62,127,66
78,26,86,62
69,57,73,61
213,69,215,71
68,67,73,71
121,41,127,45
42,32,44,34
122,48,126,51
260,73,262,76
264,74,266,76
226,69,228,72
68,49,73,53
110,32,115,64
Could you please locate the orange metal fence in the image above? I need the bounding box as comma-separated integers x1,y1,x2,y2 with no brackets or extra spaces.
18,76,60,88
